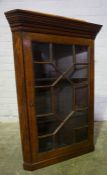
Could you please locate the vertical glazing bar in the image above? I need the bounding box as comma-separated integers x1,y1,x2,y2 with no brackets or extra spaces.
49,43,55,114
53,134,56,149
50,43,57,148
72,45,76,65
73,87,76,110
51,86,55,113
49,43,53,62
72,45,76,110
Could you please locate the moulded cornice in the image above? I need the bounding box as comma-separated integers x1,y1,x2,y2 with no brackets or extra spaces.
5,9,102,39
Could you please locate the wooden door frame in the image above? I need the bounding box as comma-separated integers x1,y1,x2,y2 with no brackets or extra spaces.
13,31,94,170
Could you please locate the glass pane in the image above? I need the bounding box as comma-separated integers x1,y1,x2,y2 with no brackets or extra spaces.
56,121,74,147
31,41,89,153
75,86,88,109
32,42,49,61
33,63,60,86
71,65,88,79
37,115,60,136
72,111,88,127
53,44,73,73
66,64,88,84
36,88,52,115
56,110,88,147
75,127,88,142
75,45,88,63
54,79,73,120
39,137,54,152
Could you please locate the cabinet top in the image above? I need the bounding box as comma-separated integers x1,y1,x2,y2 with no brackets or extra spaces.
5,9,102,39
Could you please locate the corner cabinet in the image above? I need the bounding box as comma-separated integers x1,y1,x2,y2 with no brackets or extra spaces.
5,9,102,171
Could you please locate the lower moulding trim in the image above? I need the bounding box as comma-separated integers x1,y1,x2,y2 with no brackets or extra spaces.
23,145,94,171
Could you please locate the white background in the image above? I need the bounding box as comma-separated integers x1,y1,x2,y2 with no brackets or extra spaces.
0,0,106,121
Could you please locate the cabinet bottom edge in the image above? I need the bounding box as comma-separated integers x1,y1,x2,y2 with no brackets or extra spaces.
23,145,94,171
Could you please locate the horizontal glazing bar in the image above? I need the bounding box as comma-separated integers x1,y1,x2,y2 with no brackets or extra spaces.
37,113,54,118
75,63,88,65
74,125,88,131
75,107,88,111
35,85,52,88
33,60,89,65
74,82,88,88
33,61,51,64
38,133,54,139
36,78,56,82
71,78,88,83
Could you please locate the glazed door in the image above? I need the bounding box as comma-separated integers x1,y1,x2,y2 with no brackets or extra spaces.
22,33,93,160
32,42,89,152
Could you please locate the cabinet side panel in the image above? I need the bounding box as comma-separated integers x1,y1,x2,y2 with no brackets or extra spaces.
22,35,38,162
88,41,94,146
12,32,32,163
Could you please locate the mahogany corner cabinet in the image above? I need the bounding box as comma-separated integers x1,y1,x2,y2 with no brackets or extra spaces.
5,9,102,171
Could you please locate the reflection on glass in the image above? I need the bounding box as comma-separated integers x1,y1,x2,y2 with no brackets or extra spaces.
53,44,73,72
32,42,89,152
66,64,88,85
71,65,88,79
75,45,88,63
32,42,49,61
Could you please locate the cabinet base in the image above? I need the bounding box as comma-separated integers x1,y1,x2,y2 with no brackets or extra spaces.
23,145,94,171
